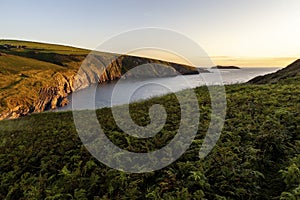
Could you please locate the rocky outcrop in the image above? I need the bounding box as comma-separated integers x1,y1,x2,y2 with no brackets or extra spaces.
0,72,74,120
0,105,33,120
73,54,202,91
34,73,74,112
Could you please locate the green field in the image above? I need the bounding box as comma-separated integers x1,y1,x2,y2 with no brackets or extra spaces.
0,40,89,55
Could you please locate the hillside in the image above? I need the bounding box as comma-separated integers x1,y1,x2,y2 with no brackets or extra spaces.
0,40,202,120
0,79,299,199
248,59,300,84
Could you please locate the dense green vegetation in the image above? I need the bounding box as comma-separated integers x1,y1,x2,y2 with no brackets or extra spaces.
0,77,299,199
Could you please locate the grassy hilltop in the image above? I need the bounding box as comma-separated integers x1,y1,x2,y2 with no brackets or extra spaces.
0,59,299,199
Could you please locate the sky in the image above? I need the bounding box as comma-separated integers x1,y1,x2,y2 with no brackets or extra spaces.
1,0,299,67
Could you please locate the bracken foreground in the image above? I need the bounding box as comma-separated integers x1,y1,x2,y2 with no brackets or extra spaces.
0,60,299,199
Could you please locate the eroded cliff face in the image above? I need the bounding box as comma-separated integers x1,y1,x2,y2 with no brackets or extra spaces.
0,72,74,120
0,54,201,120
72,54,190,90
34,73,74,112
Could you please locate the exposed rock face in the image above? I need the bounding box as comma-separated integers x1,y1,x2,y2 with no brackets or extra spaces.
0,54,201,120
72,54,201,91
34,73,74,112
0,105,32,120
0,73,74,120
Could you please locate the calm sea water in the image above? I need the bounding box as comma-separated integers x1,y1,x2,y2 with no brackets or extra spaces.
59,67,280,111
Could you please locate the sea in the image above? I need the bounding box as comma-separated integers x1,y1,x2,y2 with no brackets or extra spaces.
58,67,280,111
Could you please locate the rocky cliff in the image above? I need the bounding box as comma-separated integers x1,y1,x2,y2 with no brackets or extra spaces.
0,41,204,120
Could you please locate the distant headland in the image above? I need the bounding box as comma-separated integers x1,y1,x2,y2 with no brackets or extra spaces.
211,65,241,69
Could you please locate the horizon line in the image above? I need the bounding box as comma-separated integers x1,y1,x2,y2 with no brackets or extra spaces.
0,38,298,68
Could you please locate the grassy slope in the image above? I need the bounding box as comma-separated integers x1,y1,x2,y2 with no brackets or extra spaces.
248,59,300,84
0,78,299,199
0,40,89,55
0,40,87,113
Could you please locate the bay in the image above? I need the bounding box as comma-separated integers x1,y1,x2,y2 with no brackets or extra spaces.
58,67,280,111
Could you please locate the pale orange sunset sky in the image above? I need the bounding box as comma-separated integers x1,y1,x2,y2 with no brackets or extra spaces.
1,0,299,67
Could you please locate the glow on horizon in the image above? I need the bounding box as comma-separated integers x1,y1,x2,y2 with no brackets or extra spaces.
0,37,297,68
127,49,297,67
0,0,299,67
210,56,298,68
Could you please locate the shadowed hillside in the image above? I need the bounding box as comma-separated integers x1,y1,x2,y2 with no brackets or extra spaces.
0,78,299,199
248,59,300,84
